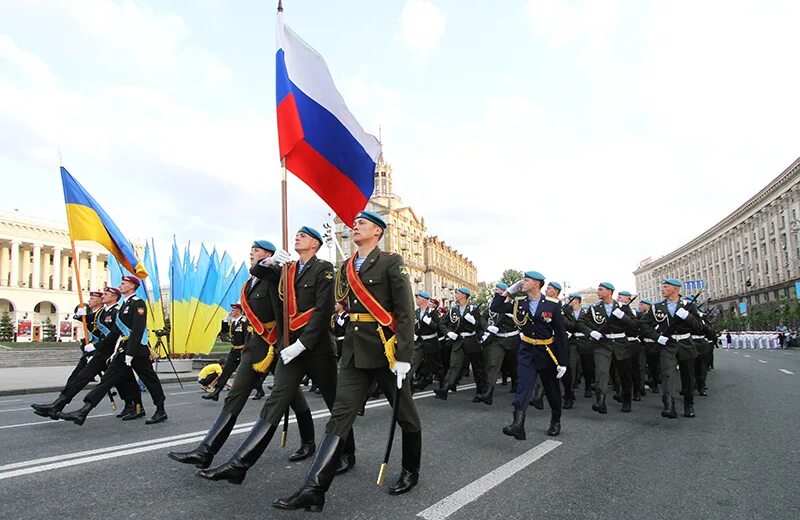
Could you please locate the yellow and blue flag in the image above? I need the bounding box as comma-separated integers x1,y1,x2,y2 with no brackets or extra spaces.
60,167,147,278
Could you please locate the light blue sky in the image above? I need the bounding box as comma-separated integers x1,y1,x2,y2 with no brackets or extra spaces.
2,0,799,293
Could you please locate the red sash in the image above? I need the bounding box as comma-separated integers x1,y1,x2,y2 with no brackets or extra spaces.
346,256,395,332
240,283,278,345
286,262,315,331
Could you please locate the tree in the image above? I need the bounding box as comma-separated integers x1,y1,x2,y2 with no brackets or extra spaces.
472,282,493,311
500,269,523,287
0,313,13,342
42,317,57,342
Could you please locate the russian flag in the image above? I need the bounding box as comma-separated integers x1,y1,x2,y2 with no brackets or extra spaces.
276,12,381,225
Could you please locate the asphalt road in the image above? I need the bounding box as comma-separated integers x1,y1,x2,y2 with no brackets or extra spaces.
0,349,798,520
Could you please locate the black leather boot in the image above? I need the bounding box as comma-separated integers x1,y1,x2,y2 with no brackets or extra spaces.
546,422,561,436
621,398,632,413
433,387,448,400
145,405,168,424
251,388,265,400
122,403,146,421
197,419,278,484
592,392,607,414
476,386,494,406
651,383,659,394
32,395,69,420
661,395,677,419
58,402,93,425
116,401,134,418
632,387,641,401
389,430,421,495
202,388,221,401
272,433,342,512
502,410,526,440
336,430,356,475
169,411,236,469
683,395,695,418
288,409,316,462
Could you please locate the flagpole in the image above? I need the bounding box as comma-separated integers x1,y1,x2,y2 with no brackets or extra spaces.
280,155,291,448
60,156,90,346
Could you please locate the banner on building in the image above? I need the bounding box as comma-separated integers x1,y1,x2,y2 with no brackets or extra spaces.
59,321,73,339
17,320,32,338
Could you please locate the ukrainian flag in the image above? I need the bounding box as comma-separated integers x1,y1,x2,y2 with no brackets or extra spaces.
60,167,147,279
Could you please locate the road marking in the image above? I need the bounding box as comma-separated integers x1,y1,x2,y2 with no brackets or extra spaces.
0,407,43,414
0,399,22,404
779,369,795,375
168,390,203,396
758,359,767,364
744,354,751,358
417,440,562,520
0,385,474,480
0,402,193,430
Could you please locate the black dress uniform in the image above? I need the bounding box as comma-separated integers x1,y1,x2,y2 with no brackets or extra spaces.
63,304,101,387
274,242,422,512
576,295,640,414
564,301,593,398
32,302,139,419
436,299,487,399
332,309,349,361
477,301,519,405
693,313,717,396
490,284,567,438
203,313,247,401
638,294,703,418
60,292,168,425
411,301,443,391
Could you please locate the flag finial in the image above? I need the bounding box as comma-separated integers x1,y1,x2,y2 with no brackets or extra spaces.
277,0,283,13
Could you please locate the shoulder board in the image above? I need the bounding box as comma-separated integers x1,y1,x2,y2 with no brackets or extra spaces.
545,297,560,304
514,295,527,301
593,302,603,307
130,296,140,301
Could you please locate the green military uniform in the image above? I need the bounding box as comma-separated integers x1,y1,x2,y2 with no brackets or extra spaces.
576,287,640,414
638,285,703,418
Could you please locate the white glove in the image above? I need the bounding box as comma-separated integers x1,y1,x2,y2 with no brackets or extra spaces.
84,344,96,354
506,280,523,294
464,313,476,325
124,355,133,366
487,325,499,334
392,361,411,389
76,307,87,317
422,315,432,325
612,308,625,320
590,330,603,341
447,331,458,341
556,365,567,379
280,339,306,365
657,335,669,345
675,308,689,320
414,334,419,342
273,249,291,266
481,332,490,343
336,317,345,326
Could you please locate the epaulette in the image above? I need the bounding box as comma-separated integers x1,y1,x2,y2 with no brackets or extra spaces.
130,296,140,301
380,251,396,256
546,297,560,304
593,301,603,307
514,295,527,301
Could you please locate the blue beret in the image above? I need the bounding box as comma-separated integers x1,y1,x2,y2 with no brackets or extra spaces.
356,210,386,229
568,292,582,300
524,271,545,281
619,290,632,297
299,226,323,245
599,282,615,292
663,278,682,287
548,281,562,291
416,291,431,299
495,282,508,291
684,295,695,301
641,298,653,305
252,240,276,252
456,287,472,297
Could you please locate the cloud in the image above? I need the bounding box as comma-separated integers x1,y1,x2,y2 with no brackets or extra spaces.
399,0,446,62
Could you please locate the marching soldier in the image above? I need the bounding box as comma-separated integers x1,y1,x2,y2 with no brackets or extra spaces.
618,290,645,401
64,292,103,385
476,282,520,405
273,211,420,512
434,287,487,401
59,276,168,425
491,272,567,439
332,300,349,361
168,240,311,473
202,303,247,401
576,282,639,414
196,227,345,484
544,281,575,409
638,278,703,418
639,299,661,393
565,293,593,398
562,292,586,404
31,287,140,420
692,298,717,396
411,291,442,391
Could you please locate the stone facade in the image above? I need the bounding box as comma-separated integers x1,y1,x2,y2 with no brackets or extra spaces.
634,158,800,312
333,155,478,307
